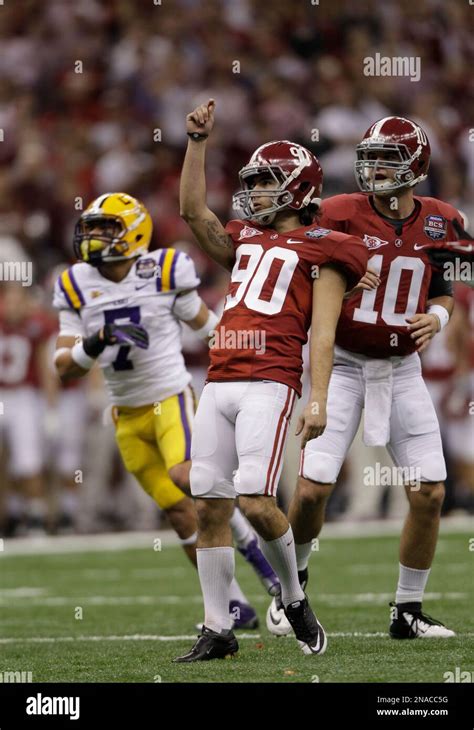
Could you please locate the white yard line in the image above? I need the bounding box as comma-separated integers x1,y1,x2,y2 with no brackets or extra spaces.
0,591,467,608
1,516,472,556
0,633,261,644
0,631,473,645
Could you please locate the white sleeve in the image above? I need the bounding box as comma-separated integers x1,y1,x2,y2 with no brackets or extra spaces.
173,290,202,322
59,309,85,337
173,251,201,291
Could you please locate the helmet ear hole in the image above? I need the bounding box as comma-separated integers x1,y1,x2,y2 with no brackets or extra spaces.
135,234,143,242
299,181,310,192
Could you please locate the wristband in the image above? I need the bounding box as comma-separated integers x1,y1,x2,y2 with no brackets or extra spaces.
187,132,208,141
193,310,220,340
83,330,108,357
427,304,450,331
71,341,96,370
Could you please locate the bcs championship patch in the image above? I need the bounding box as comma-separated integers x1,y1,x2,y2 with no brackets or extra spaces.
424,215,447,241
136,257,158,279
305,227,331,239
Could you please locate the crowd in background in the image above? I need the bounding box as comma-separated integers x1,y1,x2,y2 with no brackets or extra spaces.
0,0,473,535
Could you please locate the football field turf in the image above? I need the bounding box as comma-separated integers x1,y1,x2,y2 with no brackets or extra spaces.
1,528,472,683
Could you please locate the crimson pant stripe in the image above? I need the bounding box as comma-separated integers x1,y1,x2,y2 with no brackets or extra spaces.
264,387,292,496
269,390,296,497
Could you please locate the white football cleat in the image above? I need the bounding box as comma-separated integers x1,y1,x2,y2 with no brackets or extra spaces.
266,596,292,636
389,602,456,639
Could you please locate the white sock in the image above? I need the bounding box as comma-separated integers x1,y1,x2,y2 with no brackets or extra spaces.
196,547,235,633
230,509,254,548
396,563,431,604
295,541,313,571
260,526,304,607
229,578,249,605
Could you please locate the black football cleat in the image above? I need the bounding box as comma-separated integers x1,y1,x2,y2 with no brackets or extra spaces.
173,626,239,662
389,602,455,639
284,597,327,655
266,568,310,637
298,567,309,592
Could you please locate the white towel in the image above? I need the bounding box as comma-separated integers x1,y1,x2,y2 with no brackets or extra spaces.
362,359,393,446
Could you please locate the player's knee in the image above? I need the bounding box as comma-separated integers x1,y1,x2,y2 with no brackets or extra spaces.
302,452,340,485
238,495,266,522
195,497,230,533
296,477,333,508
168,461,191,493
409,482,445,515
166,497,196,539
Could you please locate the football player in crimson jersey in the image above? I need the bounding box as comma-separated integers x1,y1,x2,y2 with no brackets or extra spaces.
0,283,57,535
268,116,460,639
174,99,368,662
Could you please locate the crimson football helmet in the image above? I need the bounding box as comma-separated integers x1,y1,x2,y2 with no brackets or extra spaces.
232,141,323,225
354,116,431,194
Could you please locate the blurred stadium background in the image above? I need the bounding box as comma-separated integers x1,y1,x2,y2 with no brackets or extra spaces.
0,0,473,538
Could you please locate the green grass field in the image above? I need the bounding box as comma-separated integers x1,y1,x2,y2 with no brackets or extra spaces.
0,530,472,683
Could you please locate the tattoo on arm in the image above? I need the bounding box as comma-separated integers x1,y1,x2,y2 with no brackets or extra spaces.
205,219,233,250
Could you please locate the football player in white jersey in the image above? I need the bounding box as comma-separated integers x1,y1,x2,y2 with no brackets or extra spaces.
53,192,280,629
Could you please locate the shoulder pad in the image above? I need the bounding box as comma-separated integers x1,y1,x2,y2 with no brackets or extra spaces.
56,266,86,310
155,248,200,292
321,194,366,221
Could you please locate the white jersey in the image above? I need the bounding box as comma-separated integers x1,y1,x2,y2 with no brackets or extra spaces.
53,249,201,407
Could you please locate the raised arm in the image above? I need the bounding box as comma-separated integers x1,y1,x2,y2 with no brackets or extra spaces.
180,99,235,272
296,265,347,448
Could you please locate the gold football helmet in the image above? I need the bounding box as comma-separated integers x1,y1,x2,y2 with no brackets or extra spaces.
73,192,152,266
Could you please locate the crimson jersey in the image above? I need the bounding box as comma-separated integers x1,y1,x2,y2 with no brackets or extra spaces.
0,309,55,388
206,220,367,396
319,193,463,358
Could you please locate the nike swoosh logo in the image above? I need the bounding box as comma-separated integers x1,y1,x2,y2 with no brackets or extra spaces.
269,611,281,625
135,282,152,290
286,239,301,245
413,244,431,250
